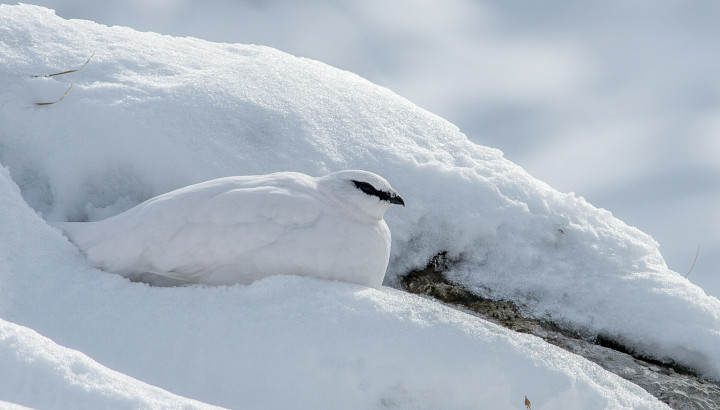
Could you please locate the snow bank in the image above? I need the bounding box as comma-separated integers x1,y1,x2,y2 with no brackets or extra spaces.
0,164,663,408
0,3,715,403
0,318,216,409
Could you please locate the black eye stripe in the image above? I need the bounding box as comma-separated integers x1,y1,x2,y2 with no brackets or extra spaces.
352,180,376,195
352,180,393,201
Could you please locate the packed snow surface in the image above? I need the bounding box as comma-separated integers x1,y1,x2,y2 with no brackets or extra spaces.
0,4,714,408
0,164,664,410
54,170,403,288
0,318,216,409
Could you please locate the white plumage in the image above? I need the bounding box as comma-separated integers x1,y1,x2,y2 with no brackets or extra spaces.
54,170,404,288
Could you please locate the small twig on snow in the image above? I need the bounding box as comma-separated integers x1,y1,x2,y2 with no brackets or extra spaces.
32,52,94,78
684,244,701,278
36,84,73,106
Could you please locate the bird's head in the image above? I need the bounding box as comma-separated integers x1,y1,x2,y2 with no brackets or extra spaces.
317,170,404,221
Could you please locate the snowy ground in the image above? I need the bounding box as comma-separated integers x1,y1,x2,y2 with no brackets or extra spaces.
0,4,717,408
24,0,720,301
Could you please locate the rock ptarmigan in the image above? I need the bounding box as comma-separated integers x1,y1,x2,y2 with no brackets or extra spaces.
54,170,404,288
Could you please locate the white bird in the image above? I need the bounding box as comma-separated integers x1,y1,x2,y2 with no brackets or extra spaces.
54,170,404,288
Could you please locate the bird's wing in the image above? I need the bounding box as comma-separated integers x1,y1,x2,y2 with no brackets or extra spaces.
61,180,326,281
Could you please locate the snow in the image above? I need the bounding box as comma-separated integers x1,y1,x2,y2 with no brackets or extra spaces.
0,319,216,409
0,163,664,410
26,0,720,301
0,4,715,408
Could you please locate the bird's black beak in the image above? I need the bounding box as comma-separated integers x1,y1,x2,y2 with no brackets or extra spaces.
389,195,405,207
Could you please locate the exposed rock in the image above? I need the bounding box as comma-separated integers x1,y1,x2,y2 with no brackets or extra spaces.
400,253,720,410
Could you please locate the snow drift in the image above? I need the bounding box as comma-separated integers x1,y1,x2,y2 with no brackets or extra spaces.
0,4,716,407
0,318,215,409
0,165,663,409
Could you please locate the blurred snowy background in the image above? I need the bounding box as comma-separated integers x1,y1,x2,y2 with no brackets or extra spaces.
22,0,720,297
